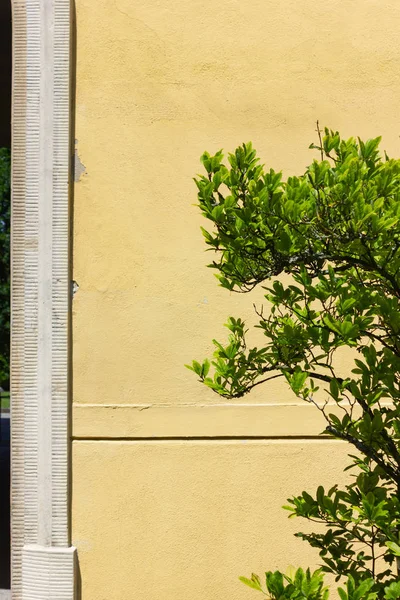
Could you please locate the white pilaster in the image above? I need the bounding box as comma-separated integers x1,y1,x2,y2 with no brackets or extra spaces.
11,0,75,597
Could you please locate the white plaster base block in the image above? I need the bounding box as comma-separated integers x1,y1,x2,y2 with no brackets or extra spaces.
21,545,76,600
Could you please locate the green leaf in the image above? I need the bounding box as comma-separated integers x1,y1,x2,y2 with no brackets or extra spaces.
329,378,340,401
201,359,211,378
386,541,400,556
277,230,292,252
239,576,262,591
384,581,400,600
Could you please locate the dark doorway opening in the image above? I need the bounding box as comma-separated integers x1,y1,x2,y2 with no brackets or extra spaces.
0,0,11,592
0,1,11,148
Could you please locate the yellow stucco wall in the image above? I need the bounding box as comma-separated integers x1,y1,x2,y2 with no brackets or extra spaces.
73,441,349,600
72,0,400,598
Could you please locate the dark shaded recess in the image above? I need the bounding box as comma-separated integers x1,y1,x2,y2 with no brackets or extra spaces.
0,0,11,590
0,418,10,589
0,149,10,392
0,0,11,148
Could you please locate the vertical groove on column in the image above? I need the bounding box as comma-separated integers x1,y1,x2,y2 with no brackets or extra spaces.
23,1,40,554
37,0,54,548
52,0,71,548
11,2,27,596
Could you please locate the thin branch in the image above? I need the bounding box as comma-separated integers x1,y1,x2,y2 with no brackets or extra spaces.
316,121,324,162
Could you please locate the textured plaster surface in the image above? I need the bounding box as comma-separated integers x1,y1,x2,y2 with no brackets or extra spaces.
72,440,349,600
72,0,400,597
73,0,400,408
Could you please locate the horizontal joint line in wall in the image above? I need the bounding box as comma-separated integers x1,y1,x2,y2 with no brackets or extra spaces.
72,435,337,442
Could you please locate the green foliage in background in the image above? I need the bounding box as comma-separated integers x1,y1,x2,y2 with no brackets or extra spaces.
189,128,400,598
0,148,10,390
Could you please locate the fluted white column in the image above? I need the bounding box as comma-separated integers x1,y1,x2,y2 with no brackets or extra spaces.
11,0,75,597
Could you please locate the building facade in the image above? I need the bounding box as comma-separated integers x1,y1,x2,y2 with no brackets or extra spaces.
9,0,400,598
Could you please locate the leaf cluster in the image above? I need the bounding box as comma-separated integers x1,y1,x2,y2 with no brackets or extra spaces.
239,568,400,600
240,568,328,600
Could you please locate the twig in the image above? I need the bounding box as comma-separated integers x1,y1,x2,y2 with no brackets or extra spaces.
316,120,324,161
